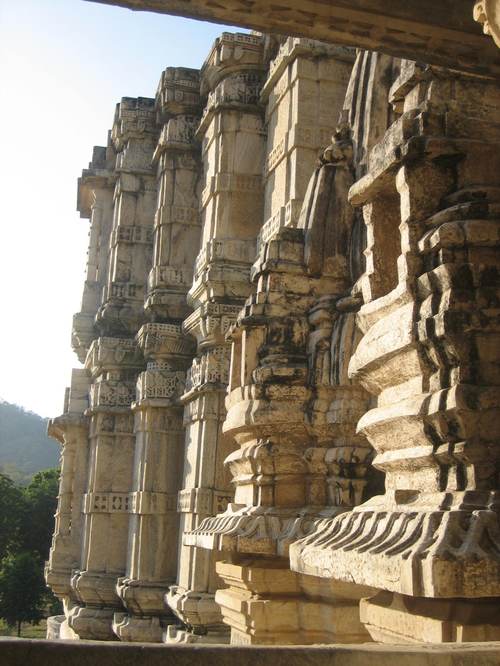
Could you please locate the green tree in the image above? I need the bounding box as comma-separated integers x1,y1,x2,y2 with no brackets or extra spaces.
0,552,47,636
21,468,59,561
0,472,24,561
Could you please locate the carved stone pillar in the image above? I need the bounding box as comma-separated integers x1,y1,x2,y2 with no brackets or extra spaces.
45,369,90,640
187,218,373,644
68,98,158,639
73,144,115,363
166,306,237,643
291,61,500,643
68,338,142,640
96,97,158,336
165,32,268,643
145,67,202,322
113,325,193,641
47,140,119,639
114,68,202,642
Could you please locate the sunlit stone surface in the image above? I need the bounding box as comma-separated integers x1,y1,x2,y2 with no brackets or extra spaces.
48,20,500,647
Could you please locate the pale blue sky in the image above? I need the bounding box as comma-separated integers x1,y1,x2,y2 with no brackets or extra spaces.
0,0,241,417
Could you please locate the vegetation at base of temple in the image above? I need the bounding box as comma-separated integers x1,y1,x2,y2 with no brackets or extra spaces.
0,400,60,485
0,468,62,636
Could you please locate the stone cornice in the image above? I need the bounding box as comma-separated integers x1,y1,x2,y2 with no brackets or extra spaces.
86,0,500,80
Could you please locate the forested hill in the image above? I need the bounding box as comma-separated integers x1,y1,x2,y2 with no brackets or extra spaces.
0,401,60,484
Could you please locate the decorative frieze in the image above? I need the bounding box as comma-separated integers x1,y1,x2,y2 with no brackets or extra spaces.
88,379,136,409
85,336,141,376
83,491,177,514
136,365,186,401
177,488,232,515
111,225,153,245
155,204,199,227
136,322,193,359
156,67,201,118
185,346,231,393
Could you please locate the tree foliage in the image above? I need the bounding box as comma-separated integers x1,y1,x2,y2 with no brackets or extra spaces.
21,468,59,561
0,552,47,636
0,472,23,561
0,467,61,634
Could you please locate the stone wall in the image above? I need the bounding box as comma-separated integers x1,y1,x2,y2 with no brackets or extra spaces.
47,29,500,646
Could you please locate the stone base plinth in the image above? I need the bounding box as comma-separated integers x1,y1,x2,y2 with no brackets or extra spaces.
216,558,370,645
166,585,223,627
163,624,230,644
58,619,80,641
46,616,66,640
165,586,228,643
361,592,500,644
67,605,117,640
113,612,172,642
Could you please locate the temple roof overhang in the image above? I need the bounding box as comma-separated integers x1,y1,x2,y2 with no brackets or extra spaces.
86,0,500,79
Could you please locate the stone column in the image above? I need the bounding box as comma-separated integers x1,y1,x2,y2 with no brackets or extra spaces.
113,324,193,641
114,68,202,642
291,61,500,643
47,141,118,639
165,32,268,643
96,97,158,337
145,67,202,322
68,337,143,640
45,369,90,640
68,97,158,640
72,143,115,363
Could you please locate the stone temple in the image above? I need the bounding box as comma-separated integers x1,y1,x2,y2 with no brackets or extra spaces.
44,0,500,650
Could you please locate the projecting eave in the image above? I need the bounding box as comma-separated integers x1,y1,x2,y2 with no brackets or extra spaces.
85,0,500,79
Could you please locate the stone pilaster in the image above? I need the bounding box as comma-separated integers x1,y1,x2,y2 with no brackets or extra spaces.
165,32,267,643
291,61,500,643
